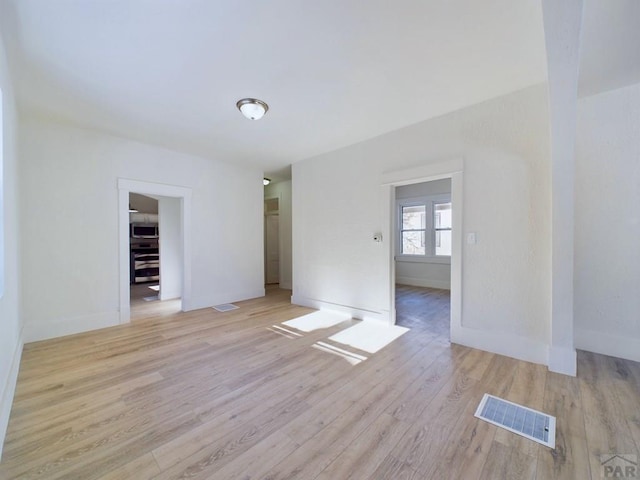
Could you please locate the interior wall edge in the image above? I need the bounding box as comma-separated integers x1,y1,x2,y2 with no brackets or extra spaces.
0,333,23,461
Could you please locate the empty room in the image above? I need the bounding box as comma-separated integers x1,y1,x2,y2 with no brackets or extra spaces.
0,1,639,479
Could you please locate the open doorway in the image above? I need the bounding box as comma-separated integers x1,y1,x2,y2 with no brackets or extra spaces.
393,178,452,339
129,193,161,314
118,179,192,324
264,196,280,285
128,193,184,320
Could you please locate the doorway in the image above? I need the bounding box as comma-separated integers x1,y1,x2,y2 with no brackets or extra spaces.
129,193,162,316
393,179,452,337
118,179,192,324
264,196,280,285
384,163,462,341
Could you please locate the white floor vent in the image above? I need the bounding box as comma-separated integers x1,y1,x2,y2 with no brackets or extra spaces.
212,303,239,312
475,394,556,448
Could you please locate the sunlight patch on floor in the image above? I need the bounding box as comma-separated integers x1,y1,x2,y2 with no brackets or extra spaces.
312,341,367,365
267,325,304,339
328,322,409,354
282,311,350,332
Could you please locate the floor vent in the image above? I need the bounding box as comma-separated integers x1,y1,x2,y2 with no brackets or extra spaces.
212,303,239,312
475,394,556,448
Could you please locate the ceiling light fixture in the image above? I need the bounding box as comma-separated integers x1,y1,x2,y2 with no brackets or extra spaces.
237,98,269,120
129,204,138,213
263,178,271,186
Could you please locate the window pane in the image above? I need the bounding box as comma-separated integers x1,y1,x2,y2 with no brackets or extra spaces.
402,231,425,255
435,230,452,256
402,205,426,229
434,202,452,229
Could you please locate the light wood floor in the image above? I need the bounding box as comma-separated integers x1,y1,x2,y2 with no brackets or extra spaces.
1,286,639,479
130,283,181,321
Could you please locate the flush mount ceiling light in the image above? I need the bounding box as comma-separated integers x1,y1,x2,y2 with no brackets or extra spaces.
263,178,271,186
237,98,269,120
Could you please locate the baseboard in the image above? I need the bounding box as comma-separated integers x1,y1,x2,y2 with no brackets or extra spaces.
451,323,549,367
24,311,121,343
279,281,292,290
395,276,451,290
575,327,640,363
185,287,266,312
1,334,23,461
291,295,391,324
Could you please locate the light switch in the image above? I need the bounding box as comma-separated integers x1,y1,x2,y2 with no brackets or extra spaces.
467,232,477,245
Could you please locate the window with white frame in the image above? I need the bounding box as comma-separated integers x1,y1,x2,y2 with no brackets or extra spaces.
398,195,451,258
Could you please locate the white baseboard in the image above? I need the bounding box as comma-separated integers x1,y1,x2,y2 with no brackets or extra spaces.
451,323,549,367
1,334,23,461
575,327,640,363
291,295,391,325
395,276,451,290
186,287,266,312
24,311,120,343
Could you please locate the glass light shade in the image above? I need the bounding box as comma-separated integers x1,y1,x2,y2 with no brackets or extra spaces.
237,98,269,120
263,178,271,186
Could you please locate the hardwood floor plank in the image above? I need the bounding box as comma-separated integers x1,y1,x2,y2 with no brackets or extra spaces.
369,455,420,480
422,353,518,479
83,452,161,480
1,286,639,480
150,397,311,480
535,371,591,480
579,350,639,477
479,440,537,480
493,361,547,457
202,431,299,480
313,413,411,480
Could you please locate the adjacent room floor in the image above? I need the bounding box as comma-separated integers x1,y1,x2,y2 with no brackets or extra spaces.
395,284,450,338
1,288,638,479
130,283,181,321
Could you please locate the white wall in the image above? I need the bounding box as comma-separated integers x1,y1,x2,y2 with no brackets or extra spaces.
293,84,552,365
574,81,640,362
19,116,264,341
158,196,182,301
0,29,22,459
264,180,292,290
395,179,452,289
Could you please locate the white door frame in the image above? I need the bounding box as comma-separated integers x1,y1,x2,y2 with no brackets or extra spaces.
118,178,193,324
382,159,463,338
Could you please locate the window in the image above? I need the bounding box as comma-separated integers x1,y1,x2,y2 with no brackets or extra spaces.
397,195,451,259
400,204,426,255
434,202,452,256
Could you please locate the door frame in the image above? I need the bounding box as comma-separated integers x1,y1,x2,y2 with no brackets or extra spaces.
382,159,463,339
118,178,192,324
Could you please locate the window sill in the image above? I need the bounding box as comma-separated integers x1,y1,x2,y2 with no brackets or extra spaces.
395,255,451,265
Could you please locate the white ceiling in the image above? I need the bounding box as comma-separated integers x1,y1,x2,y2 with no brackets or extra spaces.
0,1,637,179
